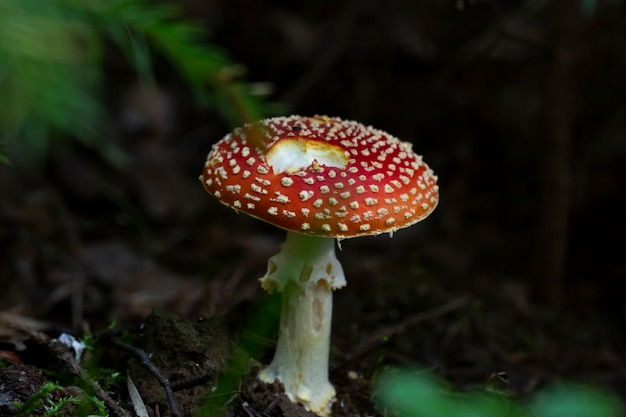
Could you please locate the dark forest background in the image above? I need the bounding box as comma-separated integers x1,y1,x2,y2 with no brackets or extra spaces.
1,0,626,415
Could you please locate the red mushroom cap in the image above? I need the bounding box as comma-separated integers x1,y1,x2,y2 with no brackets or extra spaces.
200,115,438,238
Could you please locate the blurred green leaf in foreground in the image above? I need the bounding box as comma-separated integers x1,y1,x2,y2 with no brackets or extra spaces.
376,368,624,417
0,0,276,163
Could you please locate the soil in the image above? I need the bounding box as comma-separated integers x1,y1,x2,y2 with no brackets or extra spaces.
2,1,626,416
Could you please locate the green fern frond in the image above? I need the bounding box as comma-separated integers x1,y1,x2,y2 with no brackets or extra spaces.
0,0,276,162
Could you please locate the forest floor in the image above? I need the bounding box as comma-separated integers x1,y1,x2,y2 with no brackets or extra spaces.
2,2,626,415
1,144,625,417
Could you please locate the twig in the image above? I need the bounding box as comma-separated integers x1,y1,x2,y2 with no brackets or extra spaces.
240,401,261,417
170,372,214,391
105,336,183,417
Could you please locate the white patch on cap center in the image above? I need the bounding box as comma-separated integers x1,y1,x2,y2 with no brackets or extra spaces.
266,138,349,174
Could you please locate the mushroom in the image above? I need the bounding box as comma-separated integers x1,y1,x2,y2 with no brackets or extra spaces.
200,115,438,416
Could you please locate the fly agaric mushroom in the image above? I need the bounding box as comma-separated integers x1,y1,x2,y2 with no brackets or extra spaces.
200,115,438,416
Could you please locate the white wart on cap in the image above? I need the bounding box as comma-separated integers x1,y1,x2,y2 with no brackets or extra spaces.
200,115,439,238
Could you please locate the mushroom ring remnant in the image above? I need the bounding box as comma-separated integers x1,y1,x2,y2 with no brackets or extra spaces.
200,115,439,416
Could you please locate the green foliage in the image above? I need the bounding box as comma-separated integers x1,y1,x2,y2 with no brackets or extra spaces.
15,381,107,417
80,331,125,392
0,0,101,159
0,0,277,163
376,368,623,417
40,395,81,417
88,395,108,417
532,384,624,417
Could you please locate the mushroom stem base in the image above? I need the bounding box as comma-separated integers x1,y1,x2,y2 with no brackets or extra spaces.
258,232,346,417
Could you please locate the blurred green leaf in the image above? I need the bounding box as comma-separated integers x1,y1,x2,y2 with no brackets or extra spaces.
376,369,622,417
0,0,102,153
0,154,11,166
532,383,623,417
0,0,278,163
377,369,464,417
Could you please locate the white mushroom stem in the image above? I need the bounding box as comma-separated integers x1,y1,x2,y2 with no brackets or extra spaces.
258,231,346,417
